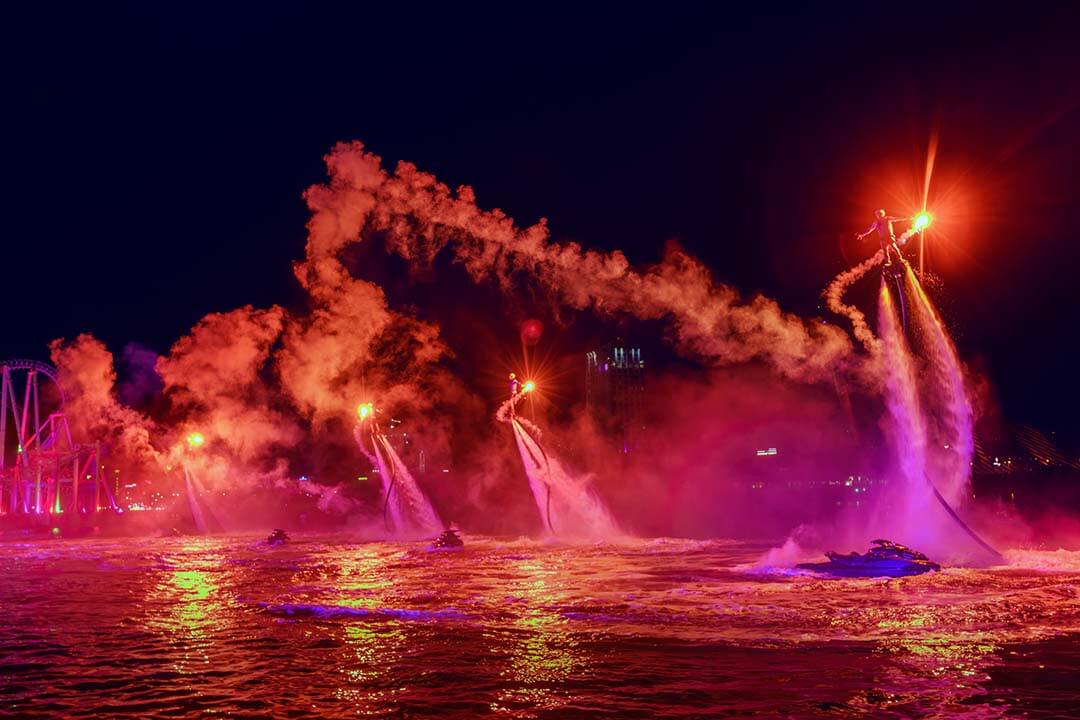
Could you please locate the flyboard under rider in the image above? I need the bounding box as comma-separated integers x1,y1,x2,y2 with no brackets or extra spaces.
856,209,916,267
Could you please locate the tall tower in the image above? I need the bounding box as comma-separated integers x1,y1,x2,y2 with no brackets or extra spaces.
585,341,646,454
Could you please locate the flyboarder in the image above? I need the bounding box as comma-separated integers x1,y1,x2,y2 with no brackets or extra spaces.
509,373,520,398
856,209,914,266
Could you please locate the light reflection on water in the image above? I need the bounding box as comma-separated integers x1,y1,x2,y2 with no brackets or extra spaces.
1,535,1079,718
491,555,588,716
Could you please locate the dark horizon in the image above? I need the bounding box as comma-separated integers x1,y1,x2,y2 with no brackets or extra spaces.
5,4,1079,428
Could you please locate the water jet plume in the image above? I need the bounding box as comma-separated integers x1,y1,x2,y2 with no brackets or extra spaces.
902,264,975,507
354,416,441,538
497,391,618,539
874,270,1000,562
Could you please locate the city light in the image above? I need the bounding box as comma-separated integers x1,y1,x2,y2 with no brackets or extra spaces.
186,432,205,449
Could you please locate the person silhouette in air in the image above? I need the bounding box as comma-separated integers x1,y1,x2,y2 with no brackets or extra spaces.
856,209,913,266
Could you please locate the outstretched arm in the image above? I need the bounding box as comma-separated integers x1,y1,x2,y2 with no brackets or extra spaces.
855,224,875,241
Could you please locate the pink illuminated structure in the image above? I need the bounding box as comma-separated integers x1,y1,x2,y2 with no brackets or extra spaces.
0,360,119,517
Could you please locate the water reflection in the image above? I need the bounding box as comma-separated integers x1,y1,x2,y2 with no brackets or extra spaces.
490,555,588,716
144,541,232,672
2,537,1079,719
334,624,406,716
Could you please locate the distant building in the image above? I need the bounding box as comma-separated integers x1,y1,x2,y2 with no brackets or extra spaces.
971,424,1080,513
585,341,646,453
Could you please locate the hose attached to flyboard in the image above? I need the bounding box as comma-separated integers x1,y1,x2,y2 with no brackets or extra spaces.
928,479,1003,562
376,435,397,531
891,270,908,332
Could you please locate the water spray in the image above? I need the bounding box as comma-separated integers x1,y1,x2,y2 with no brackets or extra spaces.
901,265,1002,562
355,404,396,530
512,417,555,533
878,262,1001,562
376,436,398,531
499,381,554,531
497,382,618,538
354,402,441,536
179,431,220,533
827,208,999,563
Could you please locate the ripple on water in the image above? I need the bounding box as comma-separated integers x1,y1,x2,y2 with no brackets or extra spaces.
1,535,1079,718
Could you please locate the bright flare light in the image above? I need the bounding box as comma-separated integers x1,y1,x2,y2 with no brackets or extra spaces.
522,380,536,394
913,211,932,231
358,402,374,420
186,432,205,449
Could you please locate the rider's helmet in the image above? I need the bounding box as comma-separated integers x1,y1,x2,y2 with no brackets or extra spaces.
875,208,886,219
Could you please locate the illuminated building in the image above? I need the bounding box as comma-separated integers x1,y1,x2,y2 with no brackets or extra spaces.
585,341,646,453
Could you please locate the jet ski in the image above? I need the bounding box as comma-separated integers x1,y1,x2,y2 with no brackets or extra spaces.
429,528,464,552
265,529,290,546
796,539,940,578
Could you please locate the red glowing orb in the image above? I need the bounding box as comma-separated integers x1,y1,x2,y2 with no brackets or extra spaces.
520,319,544,346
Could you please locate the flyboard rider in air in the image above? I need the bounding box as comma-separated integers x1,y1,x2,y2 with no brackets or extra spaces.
856,209,917,268
508,373,521,413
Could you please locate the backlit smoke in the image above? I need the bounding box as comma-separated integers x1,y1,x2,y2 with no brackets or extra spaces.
49,334,160,469
157,305,302,488
823,251,884,354
312,141,862,385
38,140,1037,552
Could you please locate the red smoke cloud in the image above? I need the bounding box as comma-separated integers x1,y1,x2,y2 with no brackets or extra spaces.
44,139,1032,542
311,141,866,385
50,334,160,469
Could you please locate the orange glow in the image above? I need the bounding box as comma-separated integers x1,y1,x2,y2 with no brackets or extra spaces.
913,211,932,231
186,432,205,449
357,402,373,420
522,380,536,394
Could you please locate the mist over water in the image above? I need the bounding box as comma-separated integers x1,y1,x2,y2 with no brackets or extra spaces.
766,260,1002,567
509,418,619,540
5,139,1070,562
376,436,443,537
905,265,976,508
354,424,441,538
5,138,1080,719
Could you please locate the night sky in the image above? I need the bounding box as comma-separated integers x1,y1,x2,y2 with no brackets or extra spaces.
5,4,1079,429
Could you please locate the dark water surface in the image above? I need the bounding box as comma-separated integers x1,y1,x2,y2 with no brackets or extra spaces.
2,535,1079,718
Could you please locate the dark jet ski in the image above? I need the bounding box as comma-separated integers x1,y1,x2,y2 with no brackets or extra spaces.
266,529,290,546
797,539,940,578
429,528,464,551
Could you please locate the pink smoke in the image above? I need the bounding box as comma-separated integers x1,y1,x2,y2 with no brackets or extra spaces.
306,141,863,386
823,251,884,354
